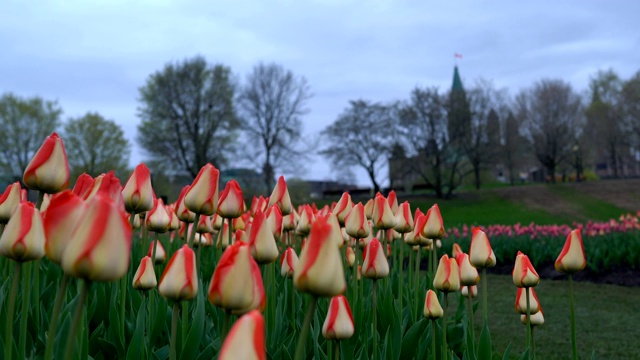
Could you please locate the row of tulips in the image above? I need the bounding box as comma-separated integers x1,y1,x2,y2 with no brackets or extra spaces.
0,132,597,359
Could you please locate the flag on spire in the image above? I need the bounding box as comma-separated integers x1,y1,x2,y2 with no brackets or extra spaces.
454,53,463,59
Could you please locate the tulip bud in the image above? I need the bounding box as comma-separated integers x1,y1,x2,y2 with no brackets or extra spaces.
295,205,314,235
212,213,223,230
218,310,266,360
412,214,431,246
521,309,544,327
147,240,166,264
363,198,374,220
555,228,587,274
61,195,132,281
371,194,397,230
166,204,180,231
268,176,293,216
451,243,463,259
424,289,444,319
218,179,245,219
0,202,45,262
282,212,296,232
235,229,248,244
512,251,540,288
133,256,157,290
185,163,220,215
461,285,478,298
322,295,355,340
265,205,283,241
433,254,460,293
421,204,444,239
0,182,22,224
72,173,94,199
122,163,155,213
233,214,247,231
158,245,198,301
196,215,213,234
456,253,480,286
515,287,540,315
248,210,279,264
23,132,70,193
209,241,261,311
146,198,171,233
323,213,344,248
333,192,353,226
362,238,389,279
346,246,356,267
43,190,87,264
294,216,346,297
280,247,298,278
193,232,213,247
344,203,369,239
394,201,414,233
469,227,496,268
86,171,125,213
387,190,398,214
175,185,196,223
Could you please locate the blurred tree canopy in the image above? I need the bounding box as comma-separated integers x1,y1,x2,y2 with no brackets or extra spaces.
0,93,61,182
63,112,131,181
137,56,239,178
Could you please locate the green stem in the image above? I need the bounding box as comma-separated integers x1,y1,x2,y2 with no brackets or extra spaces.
467,294,475,358
188,214,201,248
526,287,531,356
147,292,153,358
120,274,127,344
373,279,378,360
531,326,536,360
290,280,296,328
181,301,187,345
228,217,233,246
45,274,70,360
482,268,488,324
170,302,180,360
294,296,318,360
354,242,359,305
36,191,45,210
334,340,340,360
409,248,414,295
64,279,89,360
222,310,231,343
399,234,405,313
442,293,448,360
431,319,437,360
414,248,421,324
4,262,22,360
18,262,32,360
34,259,41,337
569,274,578,360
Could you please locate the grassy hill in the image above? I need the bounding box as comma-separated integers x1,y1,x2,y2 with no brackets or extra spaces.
353,179,640,227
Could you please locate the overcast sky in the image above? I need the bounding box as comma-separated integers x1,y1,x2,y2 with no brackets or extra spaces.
2,0,639,186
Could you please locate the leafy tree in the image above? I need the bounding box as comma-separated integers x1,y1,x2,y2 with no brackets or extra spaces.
0,93,62,182
516,79,583,183
320,100,393,194
63,112,131,180
137,56,239,178
621,71,640,163
237,63,312,191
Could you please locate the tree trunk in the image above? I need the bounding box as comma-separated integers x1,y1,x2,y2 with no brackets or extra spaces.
474,165,481,190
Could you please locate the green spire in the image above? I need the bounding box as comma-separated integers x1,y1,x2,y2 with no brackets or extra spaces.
452,66,464,92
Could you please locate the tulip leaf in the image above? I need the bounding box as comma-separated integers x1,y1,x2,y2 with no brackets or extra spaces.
399,318,428,359
519,348,530,360
126,297,147,360
180,289,205,359
195,343,215,360
501,343,511,360
477,322,492,360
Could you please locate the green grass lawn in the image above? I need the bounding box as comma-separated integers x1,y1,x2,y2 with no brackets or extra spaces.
449,274,640,360
546,185,629,222
409,194,568,228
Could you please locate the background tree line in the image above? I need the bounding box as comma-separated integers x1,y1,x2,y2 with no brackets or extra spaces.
321,68,640,198
2,56,639,200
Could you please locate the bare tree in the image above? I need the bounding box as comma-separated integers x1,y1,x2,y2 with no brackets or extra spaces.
0,93,61,182
584,69,627,178
516,79,583,183
238,63,312,191
464,79,510,189
320,100,393,194
137,56,239,178
621,71,640,162
396,87,468,198
502,111,526,185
